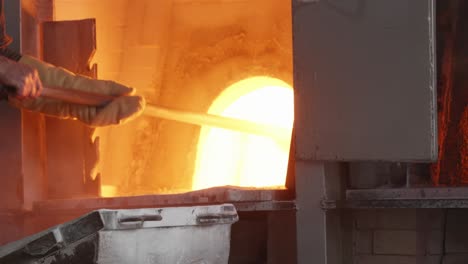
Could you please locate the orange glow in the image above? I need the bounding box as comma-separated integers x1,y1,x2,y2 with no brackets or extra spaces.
100,185,117,198
193,77,294,190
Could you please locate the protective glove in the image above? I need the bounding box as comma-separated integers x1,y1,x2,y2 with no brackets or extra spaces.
9,55,145,127
0,55,43,98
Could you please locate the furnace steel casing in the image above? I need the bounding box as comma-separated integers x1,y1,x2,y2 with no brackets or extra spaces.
293,0,437,162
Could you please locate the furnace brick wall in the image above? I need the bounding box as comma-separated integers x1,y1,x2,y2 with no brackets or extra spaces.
351,209,468,264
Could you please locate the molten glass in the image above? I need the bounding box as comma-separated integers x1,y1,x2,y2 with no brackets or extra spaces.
193,77,294,190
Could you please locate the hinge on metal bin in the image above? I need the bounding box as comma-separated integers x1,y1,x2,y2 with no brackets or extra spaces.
196,214,239,225
117,214,163,229
296,0,320,3
196,204,238,225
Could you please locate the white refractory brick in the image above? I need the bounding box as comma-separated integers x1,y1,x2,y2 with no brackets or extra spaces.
355,209,444,230
374,209,444,230
446,210,468,253
354,255,441,264
355,230,373,254
422,209,445,229
443,255,468,264
375,209,417,230
355,210,377,230
427,255,444,264
373,230,418,255
426,230,444,255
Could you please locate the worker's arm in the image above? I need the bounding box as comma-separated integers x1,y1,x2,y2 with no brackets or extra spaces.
8,55,145,127
0,1,43,99
0,1,143,127
0,55,43,98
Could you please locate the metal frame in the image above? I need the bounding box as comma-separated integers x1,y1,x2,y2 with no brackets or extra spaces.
339,199,468,209
295,161,346,264
32,187,295,213
335,187,468,209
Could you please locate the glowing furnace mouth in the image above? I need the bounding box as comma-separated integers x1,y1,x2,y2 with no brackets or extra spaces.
192,76,294,190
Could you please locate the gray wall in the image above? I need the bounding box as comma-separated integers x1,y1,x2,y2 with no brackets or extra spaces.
0,0,22,209
5,0,21,52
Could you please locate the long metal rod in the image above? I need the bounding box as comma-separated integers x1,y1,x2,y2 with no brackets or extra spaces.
144,105,292,142
5,45,289,142
40,86,292,142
